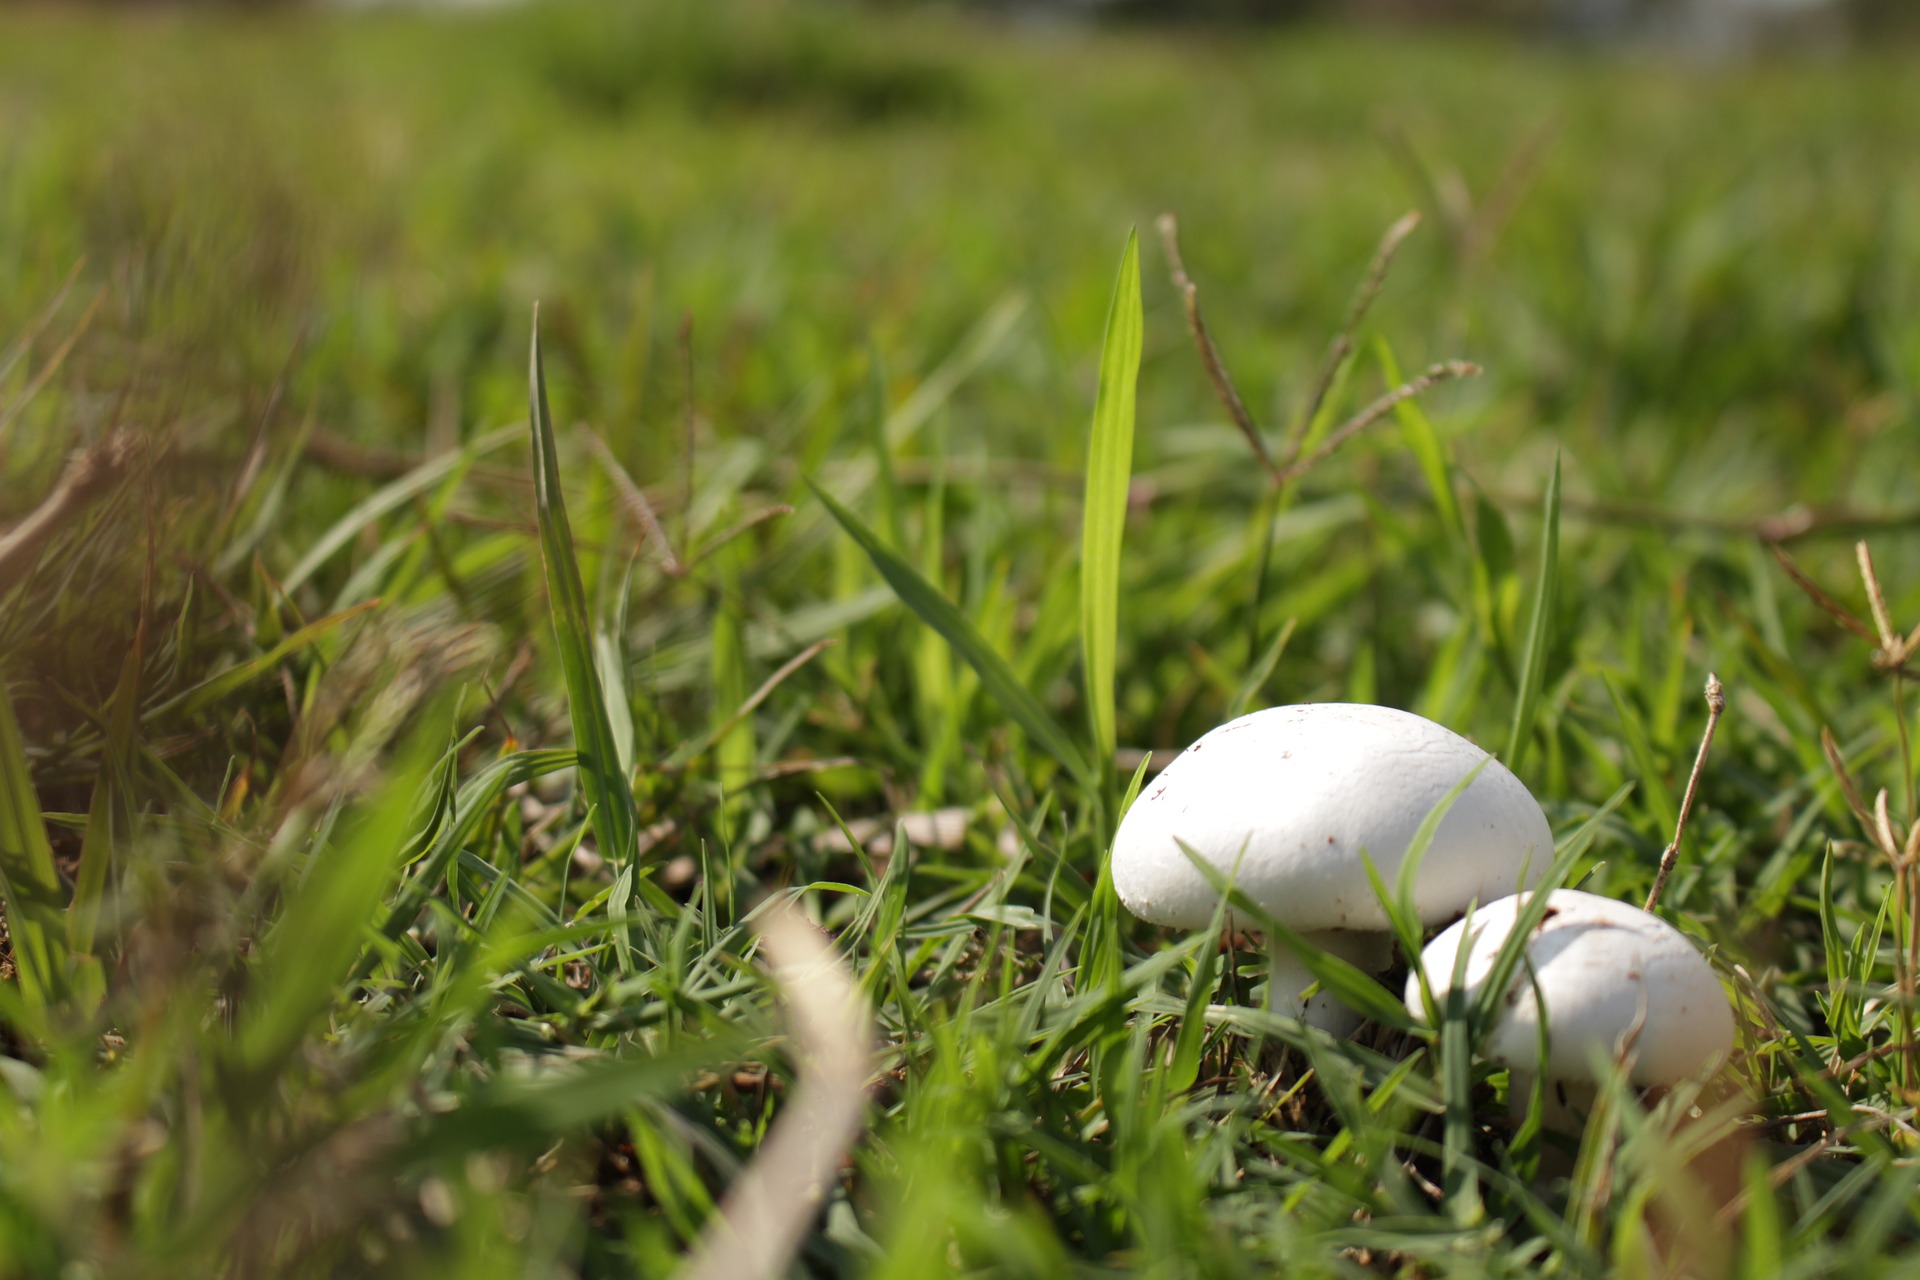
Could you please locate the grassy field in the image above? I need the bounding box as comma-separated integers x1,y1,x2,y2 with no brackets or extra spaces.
3,2,1920,1275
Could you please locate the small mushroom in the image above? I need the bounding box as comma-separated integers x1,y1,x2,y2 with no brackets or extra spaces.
1406,888,1735,1123
1112,703,1554,1035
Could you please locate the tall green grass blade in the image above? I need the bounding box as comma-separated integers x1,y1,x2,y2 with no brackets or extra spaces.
1227,616,1296,721
529,311,642,891
0,675,72,1011
1378,338,1464,540
1079,229,1142,802
1505,452,1561,774
808,479,1092,789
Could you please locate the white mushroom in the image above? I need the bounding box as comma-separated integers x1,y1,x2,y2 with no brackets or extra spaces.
1112,703,1554,1035
1407,889,1735,1120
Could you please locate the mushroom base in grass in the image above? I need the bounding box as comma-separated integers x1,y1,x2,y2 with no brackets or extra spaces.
1266,930,1395,1037
1112,703,1554,1035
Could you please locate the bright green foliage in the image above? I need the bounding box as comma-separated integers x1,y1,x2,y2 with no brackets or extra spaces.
529,314,643,891
0,2,1918,1275
1080,229,1143,813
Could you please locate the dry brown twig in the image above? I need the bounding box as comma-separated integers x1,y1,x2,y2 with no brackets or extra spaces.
1154,212,1280,488
1285,209,1424,468
1644,673,1728,913
1277,360,1480,487
1157,209,1477,493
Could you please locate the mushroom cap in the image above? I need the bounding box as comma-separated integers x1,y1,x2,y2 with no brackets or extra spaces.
1111,703,1552,933
1406,889,1735,1086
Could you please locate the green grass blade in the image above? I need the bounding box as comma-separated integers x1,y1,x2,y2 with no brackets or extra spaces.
1378,338,1464,541
1079,229,1142,800
1227,616,1296,721
73,642,141,957
0,674,72,1011
143,599,380,724
1505,451,1561,774
408,1038,740,1163
281,424,519,595
529,310,642,888
808,478,1092,789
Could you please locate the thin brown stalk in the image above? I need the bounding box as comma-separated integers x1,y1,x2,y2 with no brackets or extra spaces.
1645,673,1728,913
1155,213,1281,488
1820,728,1877,835
1284,211,1423,466
1770,544,1878,641
0,432,138,594
1277,360,1479,486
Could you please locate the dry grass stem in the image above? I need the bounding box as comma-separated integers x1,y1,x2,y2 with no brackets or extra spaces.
1154,212,1281,487
1277,360,1479,486
681,905,873,1280
1768,544,1878,640
1284,211,1422,465
585,428,686,576
1645,673,1727,913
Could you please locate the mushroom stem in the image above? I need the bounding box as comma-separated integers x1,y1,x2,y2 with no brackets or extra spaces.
1268,929,1395,1036
1509,1070,1599,1164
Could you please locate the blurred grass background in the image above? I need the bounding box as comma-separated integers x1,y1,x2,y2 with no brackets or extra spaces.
3,0,1920,1275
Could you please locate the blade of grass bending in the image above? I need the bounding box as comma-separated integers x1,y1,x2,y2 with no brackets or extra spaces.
1174,840,1412,1030
365,747,578,974
1166,895,1228,1094
142,600,380,724
529,311,643,900
1359,761,1488,1028
1378,338,1464,540
1227,616,1296,721
1080,229,1143,813
1440,897,1488,1224
808,479,1092,790
281,424,519,595
409,1037,739,1163
1505,451,1561,774
1080,755,1154,1001
0,675,72,1010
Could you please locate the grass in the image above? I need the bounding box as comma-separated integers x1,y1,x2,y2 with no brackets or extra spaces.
2,0,1920,1274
